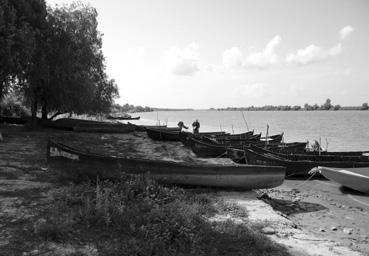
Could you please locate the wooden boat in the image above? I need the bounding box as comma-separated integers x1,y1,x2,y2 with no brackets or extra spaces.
237,147,369,176
107,115,140,120
40,118,135,133
249,145,369,162
311,166,369,194
146,127,182,141
191,137,307,158
46,139,286,190
0,116,29,125
73,123,135,133
127,122,168,132
215,130,254,140
179,131,228,147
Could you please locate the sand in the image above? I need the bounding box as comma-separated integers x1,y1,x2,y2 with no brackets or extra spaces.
0,124,367,255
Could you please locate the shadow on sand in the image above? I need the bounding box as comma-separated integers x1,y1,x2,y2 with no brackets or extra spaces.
258,193,327,216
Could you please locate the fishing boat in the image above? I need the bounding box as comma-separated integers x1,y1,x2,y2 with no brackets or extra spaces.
179,131,228,147
127,122,168,131
46,139,286,190
146,127,182,141
237,147,369,176
215,130,254,140
311,166,369,194
107,115,140,120
248,145,369,162
190,135,305,158
0,116,29,125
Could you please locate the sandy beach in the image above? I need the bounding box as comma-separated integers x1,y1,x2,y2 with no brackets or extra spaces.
0,124,367,255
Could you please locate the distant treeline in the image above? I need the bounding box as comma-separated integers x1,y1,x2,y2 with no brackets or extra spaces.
111,104,153,113
214,99,369,111
153,108,194,111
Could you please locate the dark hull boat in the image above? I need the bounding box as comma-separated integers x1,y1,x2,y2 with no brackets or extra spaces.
127,122,168,132
146,127,182,141
190,136,306,158
47,140,286,190
215,130,254,140
0,116,29,125
232,147,369,176
41,118,135,133
249,145,369,162
107,115,140,120
179,131,228,147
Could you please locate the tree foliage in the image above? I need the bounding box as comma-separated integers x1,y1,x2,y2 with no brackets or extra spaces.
1,1,118,119
0,0,46,99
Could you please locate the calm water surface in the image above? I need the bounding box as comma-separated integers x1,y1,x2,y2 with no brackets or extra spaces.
132,111,369,151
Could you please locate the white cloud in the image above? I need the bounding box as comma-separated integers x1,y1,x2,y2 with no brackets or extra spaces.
340,25,355,40
233,83,267,98
286,43,342,65
165,42,200,76
222,35,282,69
223,47,243,69
245,35,281,68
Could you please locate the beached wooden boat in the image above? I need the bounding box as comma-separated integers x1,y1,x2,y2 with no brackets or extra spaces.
146,127,182,141
107,115,140,120
312,166,369,194
46,139,286,190
73,123,135,133
190,136,306,158
236,147,369,176
215,130,254,140
179,131,228,147
127,122,168,131
249,145,369,162
0,116,29,125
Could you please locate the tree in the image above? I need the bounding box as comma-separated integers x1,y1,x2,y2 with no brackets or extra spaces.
0,0,47,102
26,3,118,119
333,104,341,111
362,103,369,110
321,98,332,110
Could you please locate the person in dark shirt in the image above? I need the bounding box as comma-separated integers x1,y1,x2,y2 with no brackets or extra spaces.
177,121,188,132
192,119,200,134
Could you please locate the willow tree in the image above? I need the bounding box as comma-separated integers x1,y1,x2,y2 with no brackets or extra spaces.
27,2,118,120
0,0,46,105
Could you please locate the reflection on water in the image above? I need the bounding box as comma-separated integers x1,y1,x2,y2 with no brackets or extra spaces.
133,110,369,151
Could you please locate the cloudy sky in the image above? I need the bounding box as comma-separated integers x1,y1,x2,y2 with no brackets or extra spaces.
48,0,369,108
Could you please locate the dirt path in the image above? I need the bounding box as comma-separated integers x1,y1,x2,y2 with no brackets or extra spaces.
0,127,52,255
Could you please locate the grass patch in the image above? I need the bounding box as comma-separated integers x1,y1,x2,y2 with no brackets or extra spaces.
33,174,289,256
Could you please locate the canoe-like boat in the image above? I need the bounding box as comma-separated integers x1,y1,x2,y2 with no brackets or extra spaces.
46,139,286,190
237,147,369,176
73,123,135,133
312,166,369,194
146,127,182,141
215,130,254,140
190,136,307,158
107,115,140,120
248,145,369,162
179,131,228,147
0,116,29,125
127,122,168,132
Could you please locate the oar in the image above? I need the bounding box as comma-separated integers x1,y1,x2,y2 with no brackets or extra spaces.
265,124,269,147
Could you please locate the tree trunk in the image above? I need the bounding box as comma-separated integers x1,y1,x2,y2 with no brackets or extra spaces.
41,104,47,120
31,99,38,128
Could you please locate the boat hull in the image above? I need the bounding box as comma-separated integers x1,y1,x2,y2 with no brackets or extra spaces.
318,166,369,194
47,140,285,190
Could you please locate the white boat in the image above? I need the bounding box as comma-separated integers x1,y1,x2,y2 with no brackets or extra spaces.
313,166,369,194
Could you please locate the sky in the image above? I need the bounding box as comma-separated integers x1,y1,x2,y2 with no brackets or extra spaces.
47,0,369,109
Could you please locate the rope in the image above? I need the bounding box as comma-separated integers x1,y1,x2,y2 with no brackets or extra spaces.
292,171,318,189
215,152,227,158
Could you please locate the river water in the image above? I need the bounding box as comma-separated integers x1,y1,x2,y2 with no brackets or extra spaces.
132,110,369,151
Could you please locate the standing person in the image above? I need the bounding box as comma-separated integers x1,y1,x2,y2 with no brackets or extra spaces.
192,119,200,134
177,121,188,132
